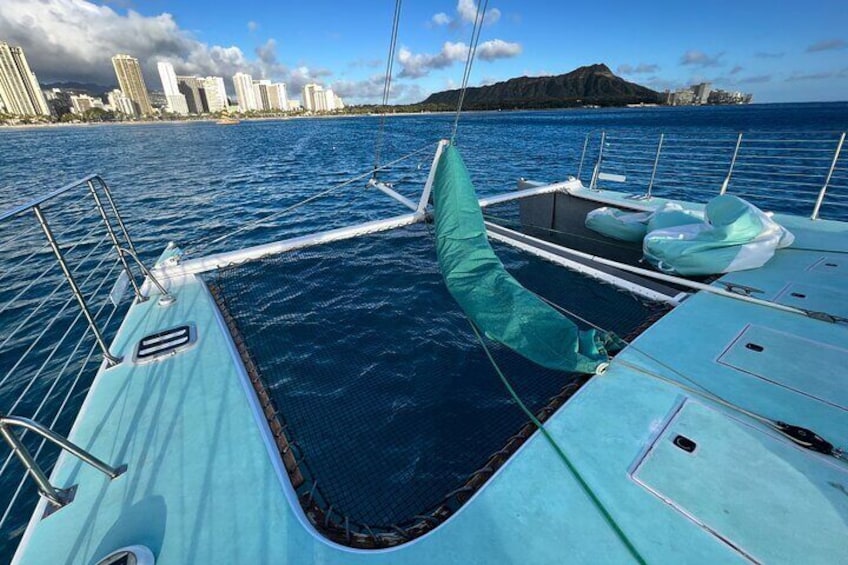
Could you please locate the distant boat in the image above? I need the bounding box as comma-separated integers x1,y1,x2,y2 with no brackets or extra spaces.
216,116,240,125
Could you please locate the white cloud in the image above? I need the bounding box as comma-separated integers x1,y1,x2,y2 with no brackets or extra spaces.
0,0,324,94
432,12,451,26
398,42,466,78
247,20,258,32
430,0,501,28
477,39,521,61
398,39,520,78
329,74,425,104
457,0,501,25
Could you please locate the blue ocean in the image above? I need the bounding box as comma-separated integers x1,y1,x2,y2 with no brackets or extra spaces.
1,103,847,557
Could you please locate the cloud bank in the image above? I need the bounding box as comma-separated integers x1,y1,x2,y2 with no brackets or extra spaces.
0,0,325,95
431,0,501,28
398,40,521,78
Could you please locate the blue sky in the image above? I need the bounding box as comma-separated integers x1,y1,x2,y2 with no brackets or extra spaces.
0,0,846,103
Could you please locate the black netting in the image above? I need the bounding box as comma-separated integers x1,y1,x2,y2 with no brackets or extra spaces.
210,224,661,547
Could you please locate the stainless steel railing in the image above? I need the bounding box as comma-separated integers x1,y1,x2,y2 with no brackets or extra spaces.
0,175,171,542
576,130,848,220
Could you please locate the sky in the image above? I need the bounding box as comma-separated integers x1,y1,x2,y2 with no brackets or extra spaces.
0,0,846,104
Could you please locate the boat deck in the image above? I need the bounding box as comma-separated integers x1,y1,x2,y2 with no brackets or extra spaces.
13,191,848,564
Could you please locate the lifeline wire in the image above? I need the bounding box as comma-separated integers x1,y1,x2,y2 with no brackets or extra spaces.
190,143,432,255
372,0,403,178
468,321,647,564
451,0,489,143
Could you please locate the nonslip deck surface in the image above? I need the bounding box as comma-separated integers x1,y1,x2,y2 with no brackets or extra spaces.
13,199,848,564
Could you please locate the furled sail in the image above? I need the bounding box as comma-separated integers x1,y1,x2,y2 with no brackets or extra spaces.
432,144,622,375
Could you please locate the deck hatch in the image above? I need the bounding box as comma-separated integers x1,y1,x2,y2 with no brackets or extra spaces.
717,324,848,410
134,324,196,363
632,401,848,564
772,282,848,320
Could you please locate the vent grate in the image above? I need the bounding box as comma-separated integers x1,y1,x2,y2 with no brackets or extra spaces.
134,325,195,363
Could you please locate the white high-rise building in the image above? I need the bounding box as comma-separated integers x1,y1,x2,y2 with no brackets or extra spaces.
0,42,50,116
233,72,257,112
267,83,288,111
202,76,228,112
107,89,136,116
157,61,189,115
302,83,326,113
252,79,272,111
324,89,339,112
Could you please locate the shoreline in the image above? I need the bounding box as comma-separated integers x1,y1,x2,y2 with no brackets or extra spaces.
0,112,444,131
2,101,846,131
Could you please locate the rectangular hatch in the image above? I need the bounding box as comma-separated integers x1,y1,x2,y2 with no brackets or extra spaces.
632,401,848,564
717,324,848,410
773,282,848,320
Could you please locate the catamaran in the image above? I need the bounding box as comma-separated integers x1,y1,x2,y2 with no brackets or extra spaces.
2,3,847,564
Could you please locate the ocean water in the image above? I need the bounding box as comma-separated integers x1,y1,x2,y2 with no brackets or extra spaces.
1,103,847,555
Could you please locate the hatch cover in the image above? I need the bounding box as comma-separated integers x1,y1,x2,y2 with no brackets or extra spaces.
632,401,848,563
134,324,196,363
773,282,848,320
717,324,848,410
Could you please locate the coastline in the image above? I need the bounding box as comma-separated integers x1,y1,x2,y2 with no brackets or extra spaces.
2,101,846,132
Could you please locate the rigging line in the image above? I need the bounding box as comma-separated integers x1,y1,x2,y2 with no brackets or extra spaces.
0,281,118,480
0,201,97,286
191,143,433,254
0,243,115,392
372,0,403,178
0,219,106,317
0,232,109,353
451,0,489,143
485,221,846,323
4,259,121,416
0,300,120,530
467,321,647,564
531,288,846,458
0,260,120,481
482,212,646,252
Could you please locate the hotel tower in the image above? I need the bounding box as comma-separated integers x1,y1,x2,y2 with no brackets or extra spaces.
111,54,153,116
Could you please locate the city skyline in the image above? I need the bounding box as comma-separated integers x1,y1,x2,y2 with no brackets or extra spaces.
0,0,845,105
0,41,49,116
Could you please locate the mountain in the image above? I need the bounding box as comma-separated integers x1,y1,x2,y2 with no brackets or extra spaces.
40,81,115,96
420,64,660,109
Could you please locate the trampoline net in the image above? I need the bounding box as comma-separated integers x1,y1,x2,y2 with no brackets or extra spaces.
210,221,665,548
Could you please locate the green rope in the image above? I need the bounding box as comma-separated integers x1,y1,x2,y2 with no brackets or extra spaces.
469,321,647,564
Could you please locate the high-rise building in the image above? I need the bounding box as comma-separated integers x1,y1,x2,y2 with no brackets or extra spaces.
107,89,136,116
267,82,288,111
176,75,207,114
43,88,73,117
233,73,257,112
111,54,153,115
302,83,327,113
252,79,272,111
157,62,189,115
324,88,339,112
0,42,50,116
201,76,228,112
70,94,105,114
693,82,711,105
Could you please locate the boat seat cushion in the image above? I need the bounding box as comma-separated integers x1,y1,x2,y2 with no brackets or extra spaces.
646,205,704,232
584,203,703,242
584,207,652,242
642,195,794,276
